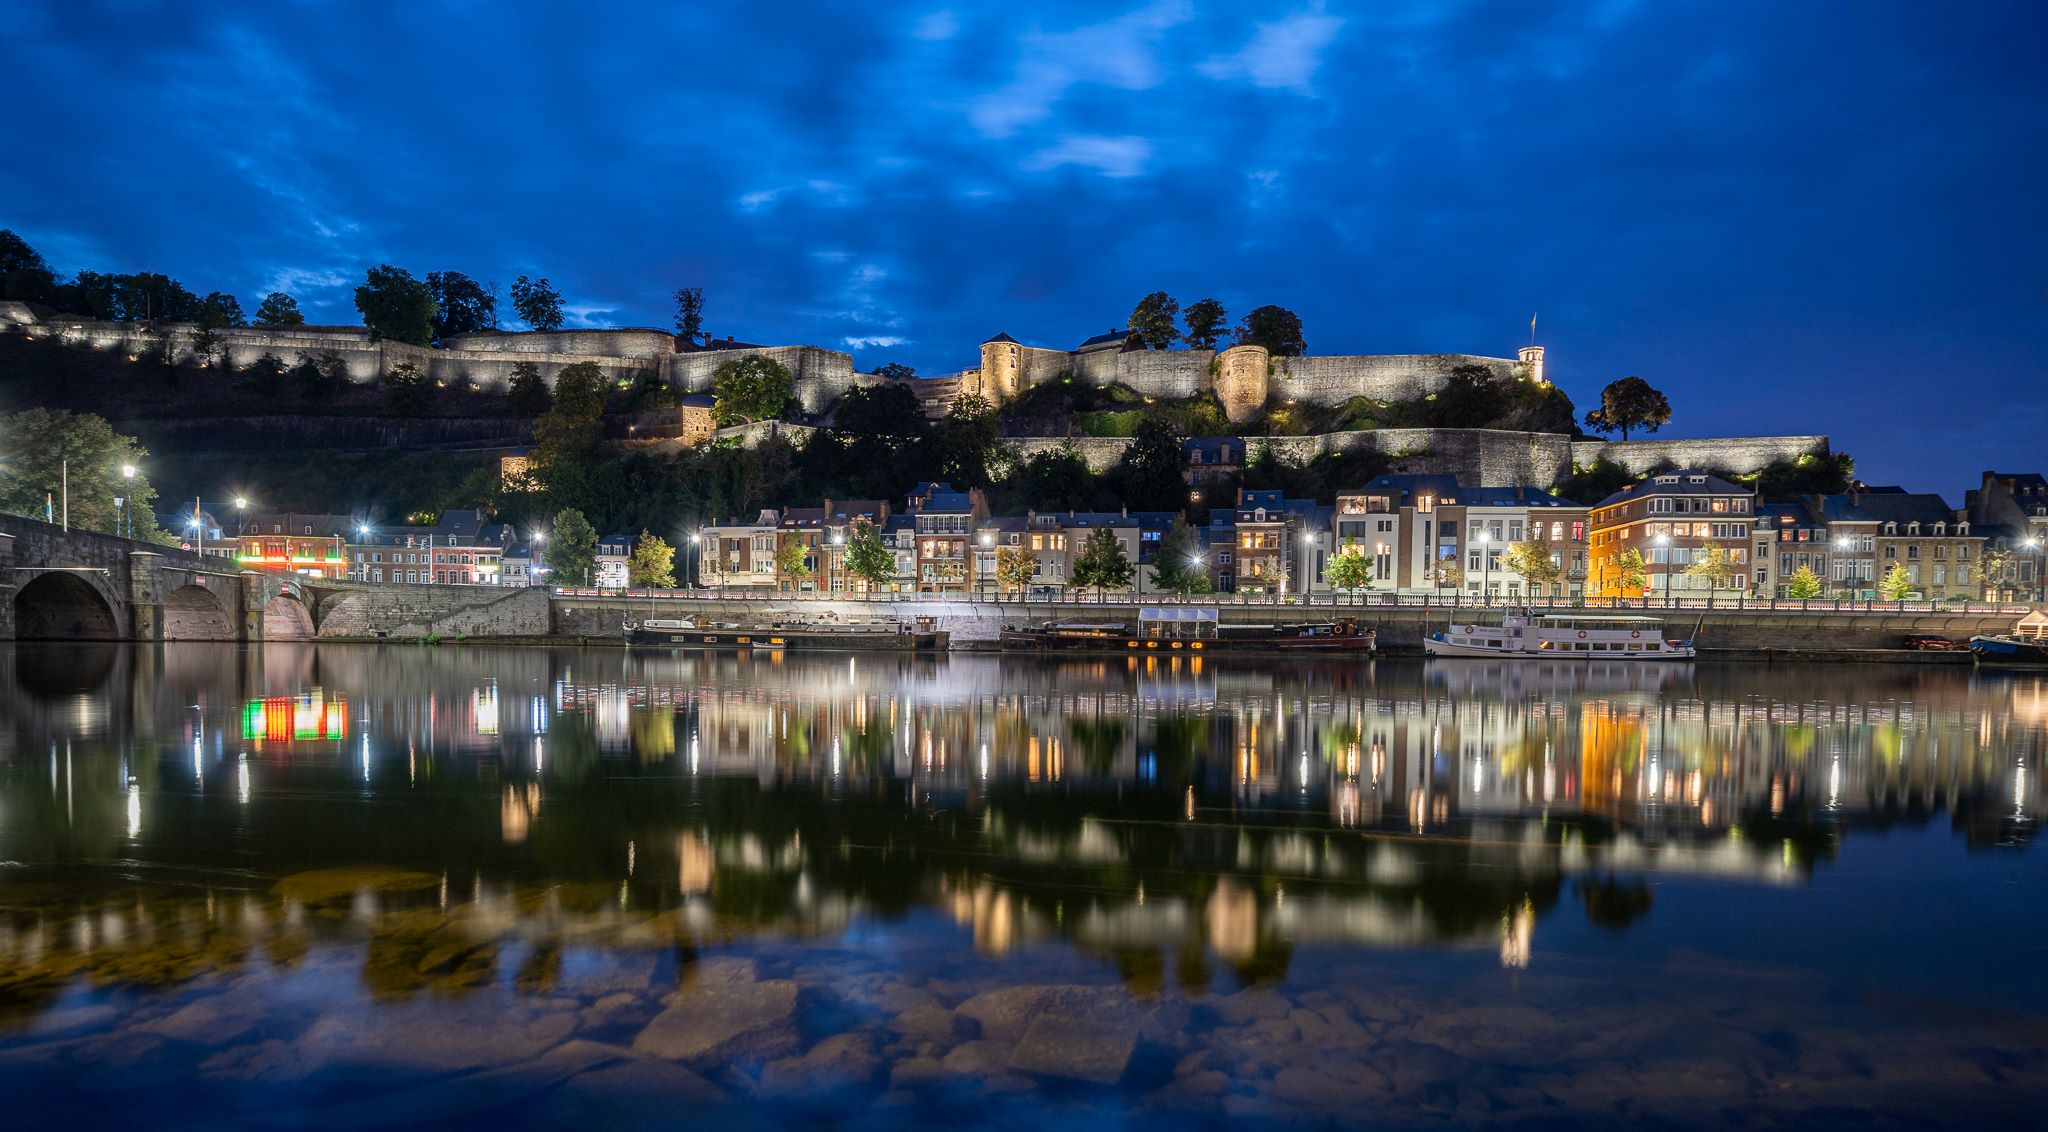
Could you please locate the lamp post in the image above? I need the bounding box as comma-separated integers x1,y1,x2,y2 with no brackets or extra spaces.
119,464,135,539
1653,533,1671,606
1188,552,1206,598
688,531,702,592
2027,537,2043,604
1476,530,1491,602
187,515,204,559
1832,537,1852,600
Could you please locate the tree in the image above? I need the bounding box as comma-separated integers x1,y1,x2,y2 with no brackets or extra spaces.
533,361,608,480
628,530,676,588
0,229,59,304
426,271,497,339
873,361,916,382
1236,305,1305,356
1785,563,1824,599
295,350,349,402
1070,527,1134,594
1127,292,1181,350
672,286,705,344
253,291,304,326
711,355,794,425
1325,538,1376,592
1150,519,1214,595
1430,558,1464,591
1011,447,1101,513
995,545,1039,593
354,264,436,345
1880,562,1913,601
544,508,598,586
510,275,564,332
0,409,167,540
196,291,244,328
240,352,287,398
1428,364,1510,428
1980,547,2014,599
834,383,926,436
1612,548,1649,597
775,537,814,586
1684,546,1740,590
507,362,552,416
1115,415,1187,511
1504,540,1563,592
844,518,895,593
1182,298,1228,351
384,361,432,414
1583,376,1672,441
928,393,998,487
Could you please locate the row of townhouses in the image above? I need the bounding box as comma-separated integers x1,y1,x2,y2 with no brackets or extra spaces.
210,469,2048,601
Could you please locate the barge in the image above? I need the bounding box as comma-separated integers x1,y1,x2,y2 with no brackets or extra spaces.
1000,607,1375,655
625,616,949,652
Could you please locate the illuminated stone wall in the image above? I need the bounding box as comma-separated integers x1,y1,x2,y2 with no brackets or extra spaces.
1214,344,1271,423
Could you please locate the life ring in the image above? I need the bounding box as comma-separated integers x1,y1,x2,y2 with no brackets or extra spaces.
1462,625,1474,634
1577,630,1588,639
1631,630,1642,639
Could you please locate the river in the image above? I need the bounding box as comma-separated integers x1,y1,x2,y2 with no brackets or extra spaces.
1,644,2044,1128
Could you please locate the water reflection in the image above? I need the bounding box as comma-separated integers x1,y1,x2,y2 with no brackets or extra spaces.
2,644,2045,1124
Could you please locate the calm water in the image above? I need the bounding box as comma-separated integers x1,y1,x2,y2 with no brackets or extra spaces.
1,644,2045,1129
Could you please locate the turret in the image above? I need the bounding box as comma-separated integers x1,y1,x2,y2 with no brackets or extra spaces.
1518,344,1546,386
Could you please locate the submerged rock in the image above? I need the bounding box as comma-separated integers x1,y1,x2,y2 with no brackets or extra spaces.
1007,1014,1138,1085
631,980,800,1067
954,984,1127,1043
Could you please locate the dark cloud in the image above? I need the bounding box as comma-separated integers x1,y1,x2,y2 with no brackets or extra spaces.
2,0,2043,490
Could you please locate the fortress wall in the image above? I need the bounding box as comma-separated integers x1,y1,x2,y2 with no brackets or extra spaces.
999,436,1136,473
441,328,675,359
1113,349,1212,399
665,345,857,412
1272,353,1520,404
1016,345,1070,391
1573,435,1829,475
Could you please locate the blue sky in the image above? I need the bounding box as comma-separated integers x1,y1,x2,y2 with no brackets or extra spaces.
3,0,2044,492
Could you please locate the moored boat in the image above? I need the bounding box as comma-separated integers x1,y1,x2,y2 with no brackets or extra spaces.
1969,633,2048,666
1424,609,1695,660
1001,606,1375,655
625,616,948,652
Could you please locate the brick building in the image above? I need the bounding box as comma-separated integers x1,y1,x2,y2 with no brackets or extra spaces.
1588,470,1754,600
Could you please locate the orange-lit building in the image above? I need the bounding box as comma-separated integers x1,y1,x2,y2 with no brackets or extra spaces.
235,512,353,579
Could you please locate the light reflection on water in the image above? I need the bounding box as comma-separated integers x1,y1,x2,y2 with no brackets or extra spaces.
1,643,2045,1128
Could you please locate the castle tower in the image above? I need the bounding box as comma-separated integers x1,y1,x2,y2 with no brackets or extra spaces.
978,332,1022,403
1214,343,1271,424
1518,344,1546,386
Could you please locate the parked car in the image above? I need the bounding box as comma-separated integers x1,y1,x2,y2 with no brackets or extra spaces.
1903,634,1964,652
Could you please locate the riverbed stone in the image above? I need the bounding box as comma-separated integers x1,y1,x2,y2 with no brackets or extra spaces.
1007,1014,1138,1084
536,1053,735,1129
889,1056,947,1089
1214,989,1293,1025
295,1007,577,1074
272,867,439,905
954,984,1127,1042
892,1004,965,1045
632,979,800,1066
271,1039,624,1127
756,1031,883,1101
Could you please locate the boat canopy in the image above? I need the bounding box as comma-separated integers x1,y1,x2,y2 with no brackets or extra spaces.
1141,607,1219,622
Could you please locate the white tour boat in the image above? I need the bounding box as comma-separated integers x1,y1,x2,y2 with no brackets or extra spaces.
1424,609,1695,660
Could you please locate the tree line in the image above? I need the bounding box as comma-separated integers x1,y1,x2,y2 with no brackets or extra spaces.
1123,292,1306,356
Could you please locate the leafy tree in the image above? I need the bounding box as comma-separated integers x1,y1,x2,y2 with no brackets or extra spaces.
1554,458,1636,506
1182,298,1228,350
1009,447,1100,513
1879,562,1913,601
534,361,608,480
1751,452,1855,503
1684,546,1741,590
1127,291,1181,350
873,361,916,382
1114,415,1187,511
1430,558,1464,591
1583,376,1672,440
628,530,676,587
117,272,202,322
1611,548,1649,597
1235,304,1305,356
711,355,794,425
1428,363,1510,428
1980,547,2014,598
426,271,497,339
0,229,60,304
507,361,552,416
253,291,305,326
384,361,432,414
241,352,287,398
196,291,244,328
510,275,565,332
1325,539,1376,591
775,537,814,585
1504,539,1562,591
672,286,705,344
544,508,599,586
1070,527,1134,594
835,383,926,436
354,264,436,345
927,393,998,487
844,518,895,592
1785,563,1823,599
0,409,169,540
295,350,349,402
1150,518,1213,594
995,544,1039,593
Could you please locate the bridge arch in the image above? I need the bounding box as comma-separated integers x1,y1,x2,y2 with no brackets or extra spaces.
262,592,314,640
12,570,121,640
164,583,235,640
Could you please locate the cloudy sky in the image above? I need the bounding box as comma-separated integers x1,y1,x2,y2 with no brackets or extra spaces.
3,0,2044,491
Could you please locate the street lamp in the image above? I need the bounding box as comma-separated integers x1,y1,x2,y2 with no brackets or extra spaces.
2027,538,2043,603
117,464,135,538
1832,537,1852,597
187,515,204,558
688,531,702,592
1476,530,1491,601
1653,533,1671,605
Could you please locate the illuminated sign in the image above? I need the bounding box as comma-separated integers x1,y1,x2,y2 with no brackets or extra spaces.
243,690,348,741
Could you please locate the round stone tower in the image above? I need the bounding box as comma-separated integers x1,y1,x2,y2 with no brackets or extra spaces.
1518,344,1546,386
978,333,1022,403
1214,343,1271,424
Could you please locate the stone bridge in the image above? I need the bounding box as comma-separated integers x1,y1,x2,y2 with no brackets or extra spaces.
0,513,339,642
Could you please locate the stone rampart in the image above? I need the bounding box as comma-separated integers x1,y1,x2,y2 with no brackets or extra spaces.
313,584,552,639
665,345,856,413
1572,435,1830,475
441,328,675,358
1272,353,1522,404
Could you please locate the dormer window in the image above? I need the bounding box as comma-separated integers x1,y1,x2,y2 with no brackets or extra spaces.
1908,523,1920,535
1932,522,1945,536
1687,475,1707,484
1656,475,1678,484
1884,522,1897,535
